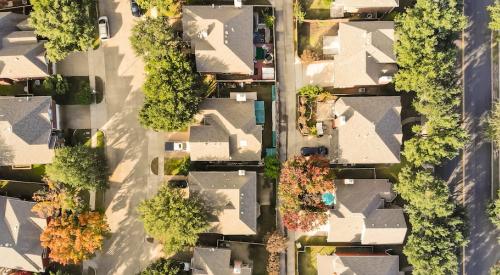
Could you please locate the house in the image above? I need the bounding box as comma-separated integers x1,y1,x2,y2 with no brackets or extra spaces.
327,179,407,244
182,5,254,75
189,98,262,162
316,96,402,164
0,12,49,80
182,5,275,80
0,96,59,166
328,21,397,88
330,0,399,17
192,247,252,275
0,195,47,273
317,253,403,275
188,171,258,235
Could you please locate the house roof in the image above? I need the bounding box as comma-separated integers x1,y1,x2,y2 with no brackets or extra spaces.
182,5,254,75
327,179,407,244
0,12,48,79
333,0,399,12
192,247,252,275
317,254,403,275
188,171,258,235
333,96,402,164
0,196,47,272
0,96,55,165
189,98,262,162
333,21,397,88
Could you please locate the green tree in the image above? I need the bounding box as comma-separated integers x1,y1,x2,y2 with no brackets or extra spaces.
46,145,107,190
139,258,181,275
487,190,500,229
293,1,306,23
264,156,281,180
29,0,95,62
491,261,500,275
297,85,323,98
135,0,180,17
138,185,208,253
131,17,201,131
489,1,500,31
485,101,500,145
396,167,454,218
43,74,69,95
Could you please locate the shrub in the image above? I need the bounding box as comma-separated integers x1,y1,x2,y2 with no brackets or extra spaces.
297,85,323,98
139,258,181,275
300,49,320,63
43,75,69,95
264,156,280,180
265,231,288,254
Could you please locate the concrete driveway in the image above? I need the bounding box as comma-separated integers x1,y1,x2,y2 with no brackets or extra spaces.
56,51,90,76
59,105,90,129
88,0,165,274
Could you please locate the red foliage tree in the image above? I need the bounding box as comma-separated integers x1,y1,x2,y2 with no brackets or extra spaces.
278,156,334,231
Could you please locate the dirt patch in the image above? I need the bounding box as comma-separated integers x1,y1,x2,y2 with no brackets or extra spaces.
298,21,338,58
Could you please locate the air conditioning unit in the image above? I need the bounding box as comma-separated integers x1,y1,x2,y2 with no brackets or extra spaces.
238,170,246,176
236,93,247,102
344,179,354,185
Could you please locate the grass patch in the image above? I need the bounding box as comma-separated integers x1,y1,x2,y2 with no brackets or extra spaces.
0,82,26,96
302,0,332,19
298,246,336,275
0,180,46,200
164,157,190,176
298,21,338,56
0,164,46,182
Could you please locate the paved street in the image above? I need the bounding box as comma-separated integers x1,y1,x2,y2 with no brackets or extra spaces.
461,0,500,273
88,0,164,274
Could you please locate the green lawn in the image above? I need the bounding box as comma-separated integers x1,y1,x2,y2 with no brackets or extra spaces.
298,246,336,275
0,82,26,96
0,180,45,200
302,0,332,19
164,157,190,175
0,164,46,182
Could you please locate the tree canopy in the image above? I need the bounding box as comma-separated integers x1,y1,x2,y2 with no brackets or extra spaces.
29,0,95,62
278,156,334,231
485,101,500,145
139,258,181,275
131,17,201,131
138,185,208,253
32,179,84,218
40,211,109,265
46,145,107,190
135,0,180,17
488,1,500,31
264,156,281,180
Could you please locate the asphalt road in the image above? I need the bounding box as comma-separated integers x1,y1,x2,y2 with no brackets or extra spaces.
437,0,500,273
89,0,165,274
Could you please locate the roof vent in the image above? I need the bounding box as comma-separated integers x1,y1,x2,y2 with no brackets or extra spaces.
238,170,246,176
236,93,247,102
344,179,354,185
234,0,242,8
239,140,248,148
198,30,208,39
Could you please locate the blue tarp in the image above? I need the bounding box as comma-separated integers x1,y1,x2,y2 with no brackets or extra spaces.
272,130,276,147
255,101,265,125
272,85,276,101
266,148,276,156
322,192,336,206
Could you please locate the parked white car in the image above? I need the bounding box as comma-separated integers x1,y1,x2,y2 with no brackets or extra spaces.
98,16,110,40
165,141,189,152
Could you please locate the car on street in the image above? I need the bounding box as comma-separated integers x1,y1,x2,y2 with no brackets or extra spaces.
168,180,188,188
300,146,328,156
130,0,142,17
165,141,188,152
98,16,110,40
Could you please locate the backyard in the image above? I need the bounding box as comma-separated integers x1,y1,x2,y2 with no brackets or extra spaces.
0,164,46,182
297,246,336,275
298,21,338,59
301,0,332,19
221,241,270,275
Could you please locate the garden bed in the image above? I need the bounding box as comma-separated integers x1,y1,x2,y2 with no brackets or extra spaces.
31,76,93,105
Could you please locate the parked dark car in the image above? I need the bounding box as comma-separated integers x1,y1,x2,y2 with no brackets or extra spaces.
300,146,328,156
168,180,188,188
130,0,141,17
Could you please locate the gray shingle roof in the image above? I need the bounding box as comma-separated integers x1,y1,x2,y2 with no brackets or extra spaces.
188,171,258,235
0,196,47,272
192,247,252,275
189,98,262,162
327,179,407,244
182,6,254,74
317,254,403,275
0,96,55,165
0,12,48,79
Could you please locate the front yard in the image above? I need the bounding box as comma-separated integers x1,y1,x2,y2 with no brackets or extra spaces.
301,0,332,19
298,21,338,59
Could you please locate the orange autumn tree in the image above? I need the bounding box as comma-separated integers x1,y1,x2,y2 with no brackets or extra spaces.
278,155,334,231
41,211,110,265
